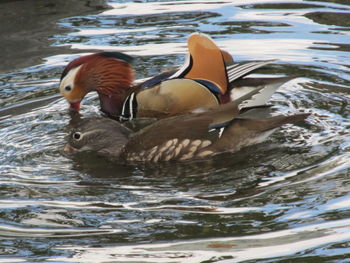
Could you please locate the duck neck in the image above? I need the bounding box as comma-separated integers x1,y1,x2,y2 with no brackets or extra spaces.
98,91,130,119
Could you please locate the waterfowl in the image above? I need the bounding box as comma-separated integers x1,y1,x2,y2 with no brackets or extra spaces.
64,102,310,163
59,33,280,120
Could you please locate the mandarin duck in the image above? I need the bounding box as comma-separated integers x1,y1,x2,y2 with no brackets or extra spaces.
64,101,309,163
59,33,285,120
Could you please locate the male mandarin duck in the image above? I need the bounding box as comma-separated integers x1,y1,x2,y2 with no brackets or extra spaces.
64,101,310,163
59,33,284,120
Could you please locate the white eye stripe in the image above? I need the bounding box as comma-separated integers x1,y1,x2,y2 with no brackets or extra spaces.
73,132,82,140
60,65,82,94
72,129,106,141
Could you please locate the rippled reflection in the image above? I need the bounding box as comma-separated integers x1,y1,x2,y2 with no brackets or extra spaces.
0,0,350,262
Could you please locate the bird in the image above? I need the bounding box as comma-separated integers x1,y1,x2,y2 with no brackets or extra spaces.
59,33,283,120
64,101,310,163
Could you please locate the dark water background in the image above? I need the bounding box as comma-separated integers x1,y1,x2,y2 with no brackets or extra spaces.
0,0,350,262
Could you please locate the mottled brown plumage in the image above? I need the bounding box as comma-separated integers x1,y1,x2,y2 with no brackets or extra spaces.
64,102,310,163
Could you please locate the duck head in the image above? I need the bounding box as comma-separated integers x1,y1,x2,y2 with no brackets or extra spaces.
59,52,134,117
64,117,133,158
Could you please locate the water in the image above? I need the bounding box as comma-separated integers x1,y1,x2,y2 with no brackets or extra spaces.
0,0,349,262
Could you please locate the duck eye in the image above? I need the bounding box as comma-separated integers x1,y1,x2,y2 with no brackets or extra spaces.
65,85,72,92
73,132,82,140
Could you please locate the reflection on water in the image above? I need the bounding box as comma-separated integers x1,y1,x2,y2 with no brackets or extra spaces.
54,219,350,262
0,0,109,73
0,0,350,262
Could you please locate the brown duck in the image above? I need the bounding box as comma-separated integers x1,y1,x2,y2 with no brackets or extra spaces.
64,101,309,163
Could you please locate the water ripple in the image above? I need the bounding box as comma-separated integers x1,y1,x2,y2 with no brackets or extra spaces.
0,0,350,262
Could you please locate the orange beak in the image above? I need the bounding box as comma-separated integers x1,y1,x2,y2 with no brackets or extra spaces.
69,101,81,111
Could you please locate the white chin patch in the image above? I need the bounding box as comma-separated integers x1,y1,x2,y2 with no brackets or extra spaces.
80,145,93,152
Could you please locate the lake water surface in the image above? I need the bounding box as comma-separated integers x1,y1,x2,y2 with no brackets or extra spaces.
0,0,350,262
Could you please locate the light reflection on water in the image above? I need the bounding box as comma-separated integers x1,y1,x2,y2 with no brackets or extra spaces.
0,0,350,262
45,219,350,262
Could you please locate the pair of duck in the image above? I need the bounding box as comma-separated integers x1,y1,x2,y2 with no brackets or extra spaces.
62,33,309,163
